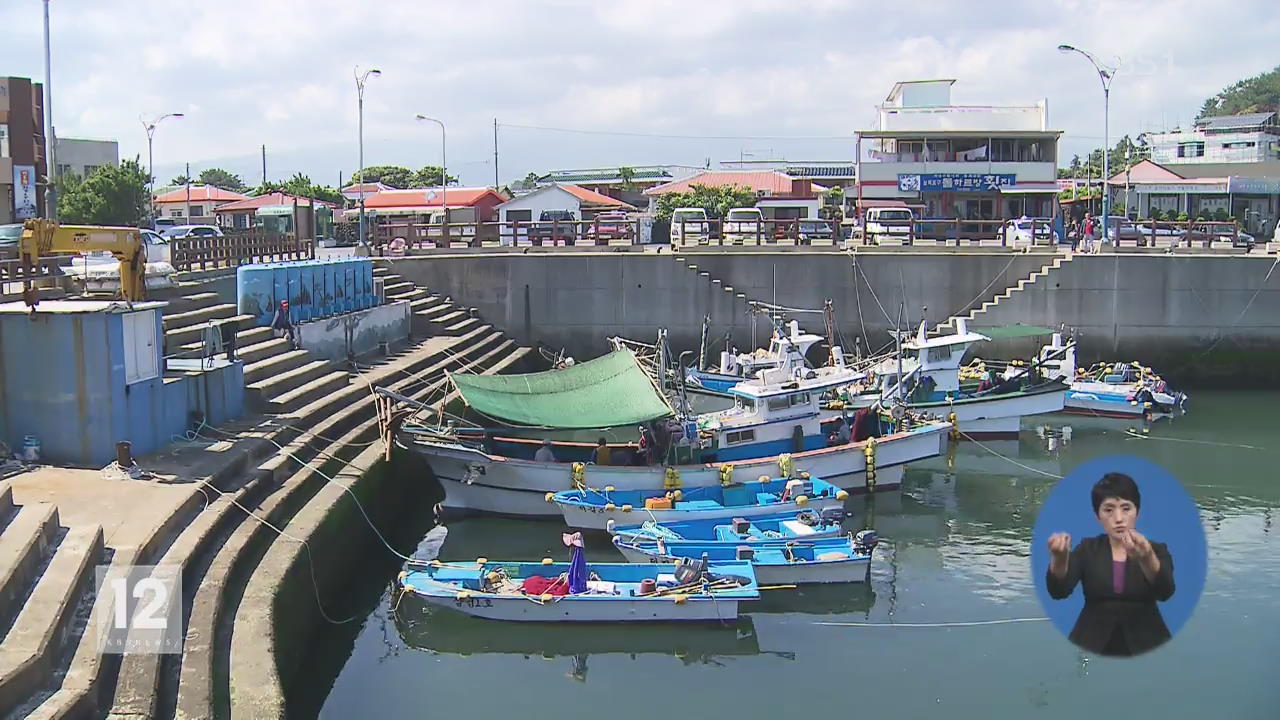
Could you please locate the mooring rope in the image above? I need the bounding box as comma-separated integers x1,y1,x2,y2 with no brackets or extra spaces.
959,431,1064,479
815,617,1049,628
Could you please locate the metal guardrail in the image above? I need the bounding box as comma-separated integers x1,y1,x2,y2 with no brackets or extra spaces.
374,219,640,248
169,229,314,271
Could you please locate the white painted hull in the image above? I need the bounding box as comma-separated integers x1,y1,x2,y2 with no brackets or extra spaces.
824,387,1065,439
411,590,743,622
615,546,870,584
413,424,945,517
1064,382,1183,417
557,495,844,532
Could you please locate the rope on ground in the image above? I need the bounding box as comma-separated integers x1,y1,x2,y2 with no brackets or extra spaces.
960,431,1064,479
815,617,1049,628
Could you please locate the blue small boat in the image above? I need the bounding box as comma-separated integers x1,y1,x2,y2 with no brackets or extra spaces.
398,558,760,622
551,475,847,531
614,532,880,585
608,508,846,545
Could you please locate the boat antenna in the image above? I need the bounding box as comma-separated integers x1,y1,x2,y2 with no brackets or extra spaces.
697,314,710,370
895,299,905,405
676,350,692,418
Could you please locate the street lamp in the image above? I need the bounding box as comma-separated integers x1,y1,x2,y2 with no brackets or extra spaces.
354,65,381,247
1059,44,1117,230
415,114,447,240
42,0,56,220
141,112,184,224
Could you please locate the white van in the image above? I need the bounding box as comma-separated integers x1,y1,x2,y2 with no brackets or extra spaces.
723,207,765,244
670,207,709,245
864,207,914,244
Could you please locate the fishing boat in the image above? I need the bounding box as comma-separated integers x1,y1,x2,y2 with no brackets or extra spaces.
1009,331,1188,418
382,348,951,517
820,319,1070,439
684,319,833,395
612,531,879,585
550,475,846,531
397,557,760,622
607,508,846,546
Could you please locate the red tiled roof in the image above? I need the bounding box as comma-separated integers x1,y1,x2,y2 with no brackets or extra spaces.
341,182,391,194
1107,159,1186,184
644,171,822,196
213,192,337,213
561,184,636,210
153,185,248,203
362,187,504,210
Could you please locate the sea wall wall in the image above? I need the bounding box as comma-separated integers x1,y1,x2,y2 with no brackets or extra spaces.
388,251,1280,385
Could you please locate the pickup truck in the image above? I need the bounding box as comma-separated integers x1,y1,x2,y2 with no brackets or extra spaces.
723,207,764,244
585,211,632,244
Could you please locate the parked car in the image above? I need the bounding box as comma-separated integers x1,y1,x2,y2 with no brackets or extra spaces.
586,211,633,243
1178,223,1255,250
0,223,23,248
529,209,578,245
162,224,224,240
723,207,764,243
863,207,914,244
796,219,834,244
1134,222,1182,246
1103,216,1141,246
670,207,710,244
153,217,179,232
1000,218,1058,246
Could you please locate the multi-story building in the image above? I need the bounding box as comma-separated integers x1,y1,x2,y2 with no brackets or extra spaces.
1148,112,1280,165
854,79,1062,221
55,137,119,179
0,76,48,224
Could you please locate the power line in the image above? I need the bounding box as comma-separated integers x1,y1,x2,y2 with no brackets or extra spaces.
497,122,852,141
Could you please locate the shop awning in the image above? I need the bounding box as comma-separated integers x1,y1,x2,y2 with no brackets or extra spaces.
448,349,676,429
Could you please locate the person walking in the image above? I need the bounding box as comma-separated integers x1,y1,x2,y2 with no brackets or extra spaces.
1082,213,1097,254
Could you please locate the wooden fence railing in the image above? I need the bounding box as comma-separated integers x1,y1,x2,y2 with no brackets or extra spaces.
169,229,314,271
0,256,70,283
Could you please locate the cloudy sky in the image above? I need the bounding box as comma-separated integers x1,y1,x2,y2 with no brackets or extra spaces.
3,0,1277,188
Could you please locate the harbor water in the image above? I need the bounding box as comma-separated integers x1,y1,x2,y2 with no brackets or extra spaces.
299,391,1279,719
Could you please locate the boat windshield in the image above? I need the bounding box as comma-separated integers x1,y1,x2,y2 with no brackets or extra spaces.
734,396,757,414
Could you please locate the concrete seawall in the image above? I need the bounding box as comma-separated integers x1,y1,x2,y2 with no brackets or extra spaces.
389,251,1280,385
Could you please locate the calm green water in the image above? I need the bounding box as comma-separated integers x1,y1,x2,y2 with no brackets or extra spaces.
311,391,1280,719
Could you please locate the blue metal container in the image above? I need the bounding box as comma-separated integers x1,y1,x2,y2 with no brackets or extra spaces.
320,259,335,317
361,259,375,308
236,263,277,326
298,263,315,322
342,261,356,312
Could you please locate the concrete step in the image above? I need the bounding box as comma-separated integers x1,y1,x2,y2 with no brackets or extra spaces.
387,287,425,303
382,281,414,296
162,303,239,331
243,348,312,385
249,360,335,411
161,291,222,317
267,371,350,414
430,310,466,329
408,296,441,313
164,314,256,353
444,317,481,336
0,484,12,527
372,266,392,276
0,524,103,714
0,504,60,638
178,325,273,355
234,337,292,366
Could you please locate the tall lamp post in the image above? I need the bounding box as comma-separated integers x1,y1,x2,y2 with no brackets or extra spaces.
42,0,57,220
354,66,381,247
1058,44,1116,231
415,114,447,240
141,112,184,224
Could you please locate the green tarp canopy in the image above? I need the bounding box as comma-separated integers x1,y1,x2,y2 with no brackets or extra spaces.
971,324,1058,340
448,349,675,429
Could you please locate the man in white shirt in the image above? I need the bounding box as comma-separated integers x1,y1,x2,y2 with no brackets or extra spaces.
534,439,557,463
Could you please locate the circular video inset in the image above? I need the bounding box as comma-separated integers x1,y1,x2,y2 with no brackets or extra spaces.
1030,455,1207,657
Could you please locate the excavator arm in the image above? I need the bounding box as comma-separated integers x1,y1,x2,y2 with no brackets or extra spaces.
19,219,147,306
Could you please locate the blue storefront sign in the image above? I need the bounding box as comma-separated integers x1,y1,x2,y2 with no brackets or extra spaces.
1228,177,1280,195
898,173,1017,193
13,165,36,220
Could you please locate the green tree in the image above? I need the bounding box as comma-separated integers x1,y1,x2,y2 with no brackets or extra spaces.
512,172,541,191
169,174,191,186
412,165,458,187
198,168,246,192
59,159,150,226
352,165,414,188
1199,64,1280,118
618,166,636,190
654,184,759,221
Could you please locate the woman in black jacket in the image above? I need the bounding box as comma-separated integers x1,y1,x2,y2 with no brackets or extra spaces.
1045,472,1176,657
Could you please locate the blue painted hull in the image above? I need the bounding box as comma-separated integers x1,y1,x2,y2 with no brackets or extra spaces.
685,369,741,395
715,435,828,462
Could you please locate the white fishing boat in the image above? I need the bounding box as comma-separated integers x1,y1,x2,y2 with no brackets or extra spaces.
820,319,1069,439
383,348,949,517
612,532,879,585
1015,332,1188,418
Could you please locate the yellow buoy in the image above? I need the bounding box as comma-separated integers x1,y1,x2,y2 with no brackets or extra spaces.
540,593,553,602
403,585,416,593
672,490,683,501
758,475,771,483
605,485,615,492
457,590,471,600
605,503,616,511
621,504,633,513
672,594,688,604
542,557,554,565
476,557,488,565
397,570,407,583
836,490,849,501
795,495,809,506
544,492,555,503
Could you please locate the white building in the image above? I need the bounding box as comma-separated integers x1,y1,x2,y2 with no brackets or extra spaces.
496,183,635,224
55,137,118,178
1148,112,1280,165
855,79,1062,221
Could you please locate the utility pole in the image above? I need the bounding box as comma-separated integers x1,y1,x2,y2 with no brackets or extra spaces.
493,118,499,189
42,0,57,220
262,144,267,186
185,162,191,221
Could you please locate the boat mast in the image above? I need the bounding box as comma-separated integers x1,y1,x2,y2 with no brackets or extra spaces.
697,314,710,370
895,300,905,405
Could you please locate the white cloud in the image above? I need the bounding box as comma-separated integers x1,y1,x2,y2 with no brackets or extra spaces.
0,0,1274,186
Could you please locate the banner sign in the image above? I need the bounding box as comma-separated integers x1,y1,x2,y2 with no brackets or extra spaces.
13,165,37,219
898,173,1017,193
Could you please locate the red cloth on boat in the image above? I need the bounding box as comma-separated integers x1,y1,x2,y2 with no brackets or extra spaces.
521,575,570,596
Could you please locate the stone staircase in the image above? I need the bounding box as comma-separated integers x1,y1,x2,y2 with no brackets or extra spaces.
0,269,535,718
932,252,1075,335
0,485,105,718
372,264,491,338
